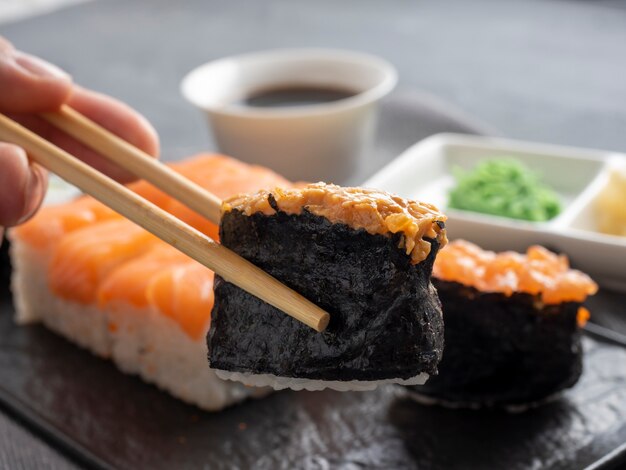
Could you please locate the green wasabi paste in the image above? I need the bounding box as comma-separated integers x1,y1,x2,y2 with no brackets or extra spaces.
448,159,561,221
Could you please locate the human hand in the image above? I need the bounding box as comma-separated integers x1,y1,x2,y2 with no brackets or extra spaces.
0,36,159,232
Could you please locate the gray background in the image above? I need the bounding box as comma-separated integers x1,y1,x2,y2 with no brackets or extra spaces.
4,0,626,163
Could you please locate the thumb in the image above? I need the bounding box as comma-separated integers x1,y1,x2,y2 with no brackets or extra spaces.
0,37,73,113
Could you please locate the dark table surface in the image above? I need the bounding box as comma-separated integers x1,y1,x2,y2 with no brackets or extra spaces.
2,0,626,468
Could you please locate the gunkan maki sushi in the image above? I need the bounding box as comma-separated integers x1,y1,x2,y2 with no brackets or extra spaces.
207,183,448,391
411,240,598,411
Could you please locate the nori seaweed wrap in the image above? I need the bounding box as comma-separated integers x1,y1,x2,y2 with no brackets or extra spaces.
412,240,597,410
207,183,448,391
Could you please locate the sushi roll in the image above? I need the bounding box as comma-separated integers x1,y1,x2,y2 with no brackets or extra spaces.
208,183,448,391
9,154,289,410
411,240,598,411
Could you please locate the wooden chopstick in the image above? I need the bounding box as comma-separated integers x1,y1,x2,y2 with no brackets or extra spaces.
40,105,222,224
0,113,330,332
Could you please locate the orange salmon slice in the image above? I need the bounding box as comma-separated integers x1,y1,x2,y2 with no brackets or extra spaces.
49,220,158,304
12,197,120,250
147,263,215,340
97,243,190,309
164,155,291,239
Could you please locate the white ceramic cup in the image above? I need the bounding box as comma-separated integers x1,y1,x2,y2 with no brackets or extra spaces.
181,48,397,182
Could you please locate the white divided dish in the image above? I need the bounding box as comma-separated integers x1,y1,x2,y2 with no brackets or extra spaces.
364,133,626,291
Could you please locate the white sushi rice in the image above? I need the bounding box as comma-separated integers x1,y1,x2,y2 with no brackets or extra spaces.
108,302,269,409
8,236,270,411
215,369,430,392
11,242,113,357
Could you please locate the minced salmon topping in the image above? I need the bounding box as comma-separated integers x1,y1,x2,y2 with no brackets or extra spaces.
577,307,590,328
223,183,448,264
433,240,598,305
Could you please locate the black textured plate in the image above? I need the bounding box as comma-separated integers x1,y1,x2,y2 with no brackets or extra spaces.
1,239,626,470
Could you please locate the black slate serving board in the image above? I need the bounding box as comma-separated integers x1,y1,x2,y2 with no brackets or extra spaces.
1,238,626,470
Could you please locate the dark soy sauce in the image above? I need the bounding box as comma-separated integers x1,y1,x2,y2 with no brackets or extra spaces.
243,86,356,108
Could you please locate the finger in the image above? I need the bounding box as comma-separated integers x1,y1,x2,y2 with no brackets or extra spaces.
0,38,72,113
69,87,160,159
8,87,160,183
0,143,48,227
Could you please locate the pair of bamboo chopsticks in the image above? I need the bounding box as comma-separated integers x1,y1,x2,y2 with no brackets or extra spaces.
0,105,330,332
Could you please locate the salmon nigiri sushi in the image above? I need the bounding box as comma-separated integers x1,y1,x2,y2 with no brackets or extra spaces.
9,154,289,410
